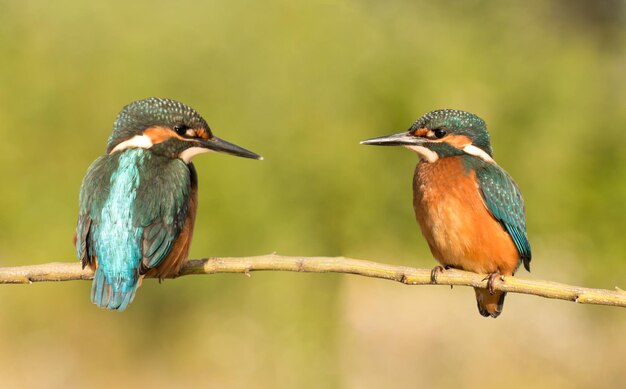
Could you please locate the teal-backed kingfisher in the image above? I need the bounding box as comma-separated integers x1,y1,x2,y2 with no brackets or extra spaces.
361,109,531,318
75,98,261,311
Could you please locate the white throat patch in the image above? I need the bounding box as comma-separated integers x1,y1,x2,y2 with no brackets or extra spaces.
179,147,212,164
463,144,495,163
405,145,439,163
110,135,153,154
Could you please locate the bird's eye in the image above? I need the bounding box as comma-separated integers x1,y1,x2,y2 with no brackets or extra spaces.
173,125,188,136
434,129,447,139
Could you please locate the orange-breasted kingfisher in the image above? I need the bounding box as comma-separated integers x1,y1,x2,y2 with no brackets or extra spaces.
361,109,531,318
75,97,261,311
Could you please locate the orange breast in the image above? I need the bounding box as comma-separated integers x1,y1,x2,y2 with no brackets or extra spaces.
413,156,519,275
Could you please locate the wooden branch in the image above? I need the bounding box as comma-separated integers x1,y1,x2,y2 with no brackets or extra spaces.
0,254,624,307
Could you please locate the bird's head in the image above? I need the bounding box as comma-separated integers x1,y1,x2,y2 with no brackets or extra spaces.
106,97,261,162
361,109,493,163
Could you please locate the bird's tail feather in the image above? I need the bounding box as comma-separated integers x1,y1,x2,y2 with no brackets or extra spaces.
91,268,138,311
474,288,506,318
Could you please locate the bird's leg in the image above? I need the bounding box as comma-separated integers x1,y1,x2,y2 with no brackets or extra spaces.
430,265,453,284
483,270,502,295
430,266,443,283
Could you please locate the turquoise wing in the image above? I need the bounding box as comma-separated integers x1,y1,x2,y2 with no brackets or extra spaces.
134,158,193,274
474,161,531,271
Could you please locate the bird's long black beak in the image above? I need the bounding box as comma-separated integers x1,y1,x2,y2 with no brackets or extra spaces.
198,136,263,160
360,131,425,146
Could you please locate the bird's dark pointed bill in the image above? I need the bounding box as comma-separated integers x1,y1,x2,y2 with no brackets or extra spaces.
200,136,262,160
360,131,425,146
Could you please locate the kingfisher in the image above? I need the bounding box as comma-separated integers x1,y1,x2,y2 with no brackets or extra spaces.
361,109,531,318
75,97,261,311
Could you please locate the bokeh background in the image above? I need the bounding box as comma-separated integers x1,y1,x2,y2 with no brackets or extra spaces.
1,1,625,388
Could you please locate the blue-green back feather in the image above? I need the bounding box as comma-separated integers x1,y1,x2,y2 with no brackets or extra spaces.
80,149,145,310
464,157,532,272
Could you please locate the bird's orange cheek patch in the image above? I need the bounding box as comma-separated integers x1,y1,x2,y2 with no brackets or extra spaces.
143,126,184,144
442,134,472,148
413,128,429,137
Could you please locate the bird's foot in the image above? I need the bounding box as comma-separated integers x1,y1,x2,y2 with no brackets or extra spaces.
430,265,452,284
482,270,503,295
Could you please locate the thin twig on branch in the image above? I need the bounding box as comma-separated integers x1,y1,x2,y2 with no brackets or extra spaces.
0,255,624,308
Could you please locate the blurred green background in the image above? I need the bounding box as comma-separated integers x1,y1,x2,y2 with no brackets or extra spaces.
0,0,625,387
